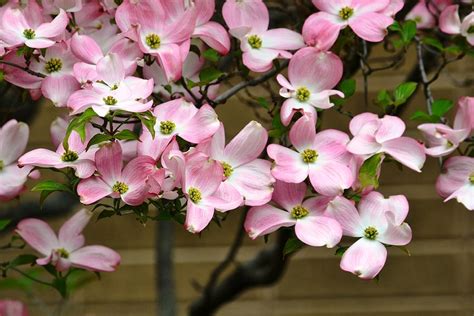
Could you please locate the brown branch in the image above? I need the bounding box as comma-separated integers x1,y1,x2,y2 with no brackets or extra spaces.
0,60,46,78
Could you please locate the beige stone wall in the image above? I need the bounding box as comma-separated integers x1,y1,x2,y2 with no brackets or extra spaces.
1,46,474,315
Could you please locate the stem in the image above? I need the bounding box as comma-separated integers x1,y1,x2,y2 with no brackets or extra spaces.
9,267,54,287
415,36,434,115
213,60,289,105
157,221,176,316
0,60,46,78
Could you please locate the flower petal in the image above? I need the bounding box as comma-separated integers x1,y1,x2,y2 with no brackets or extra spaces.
244,204,295,239
16,219,58,256
69,245,121,272
340,238,387,279
295,216,342,247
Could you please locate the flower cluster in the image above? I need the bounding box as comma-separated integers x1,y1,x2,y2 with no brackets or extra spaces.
0,0,473,295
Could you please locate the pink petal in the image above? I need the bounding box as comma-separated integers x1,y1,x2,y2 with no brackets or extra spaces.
155,44,183,82
347,134,382,156
378,222,412,246
95,142,123,185
349,12,393,42
121,184,151,206
289,115,317,153
227,159,274,206
302,13,341,51
280,98,317,126
69,245,121,272
295,215,342,247
375,115,406,143
223,121,268,167
179,104,220,144
289,47,343,91
16,219,58,256
0,120,28,164
222,0,269,34
267,144,309,183
382,137,426,172
184,202,215,233
42,75,80,107
58,209,92,251
71,33,103,64
96,53,125,85
309,161,354,196
340,238,387,279
439,5,461,34
205,181,243,211
326,196,364,237
349,112,379,136
121,156,156,188
446,185,474,211
193,22,231,55
35,9,68,38
184,153,223,196
242,48,279,73
272,180,306,212
261,28,305,51
244,204,295,239
77,177,113,205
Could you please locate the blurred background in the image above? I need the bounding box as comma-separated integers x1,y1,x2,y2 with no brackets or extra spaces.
1,23,474,316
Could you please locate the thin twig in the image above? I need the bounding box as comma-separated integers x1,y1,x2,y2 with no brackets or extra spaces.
415,36,434,114
213,60,289,105
0,60,46,78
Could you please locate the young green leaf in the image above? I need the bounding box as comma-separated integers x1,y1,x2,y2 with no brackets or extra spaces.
358,153,384,189
32,180,73,194
393,82,417,106
283,237,304,257
431,99,453,117
86,134,112,150
199,67,225,84
115,129,139,141
0,219,11,231
203,48,220,62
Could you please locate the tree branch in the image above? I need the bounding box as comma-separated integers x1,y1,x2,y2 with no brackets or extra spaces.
0,60,46,78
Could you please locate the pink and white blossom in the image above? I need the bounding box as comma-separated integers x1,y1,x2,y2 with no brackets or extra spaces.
276,47,344,126
267,115,354,196
245,180,342,247
326,193,412,279
16,208,121,272
77,142,155,206
439,5,474,46
436,156,474,211
347,113,426,172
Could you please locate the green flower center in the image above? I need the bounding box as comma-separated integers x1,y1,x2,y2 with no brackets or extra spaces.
296,87,311,102
221,161,233,178
364,226,378,240
247,35,262,49
112,181,129,194
61,150,79,162
469,173,474,184
145,33,161,49
301,149,318,163
103,96,118,106
188,187,202,204
45,58,63,73
159,120,176,135
0,160,4,171
291,205,309,219
468,25,474,34
339,7,354,20
414,16,422,23
55,248,69,259
23,28,35,39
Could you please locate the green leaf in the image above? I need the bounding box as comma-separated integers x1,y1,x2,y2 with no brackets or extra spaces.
389,21,402,32
422,37,444,51
283,237,304,257
0,70,4,82
431,99,453,117
0,219,11,231
97,210,116,220
358,153,384,189
32,180,73,194
8,254,38,268
257,97,270,110
376,89,393,108
185,78,198,89
268,112,288,139
335,246,348,257
203,48,220,62
63,109,96,151
338,79,356,98
393,82,417,106
136,113,156,138
410,111,441,123
199,67,225,84
396,246,411,256
401,20,417,43
86,134,112,150
52,277,67,298
115,129,139,141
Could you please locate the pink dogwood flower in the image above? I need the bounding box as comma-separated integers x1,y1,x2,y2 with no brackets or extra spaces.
454,96,474,133
436,156,474,211
183,152,242,233
439,5,474,46
0,120,37,201
326,193,412,279
306,0,393,50
0,300,28,316
245,180,343,247
347,113,426,172
0,7,68,49
406,0,436,29
197,121,274,206
67,54,154,117
223,0,304,72
276,47,344,126
29,41,80,107
18,128,95,179
138,98,220,160
267,115,354,196
77,142,155,206
418,124,469,157
16,208,121,272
